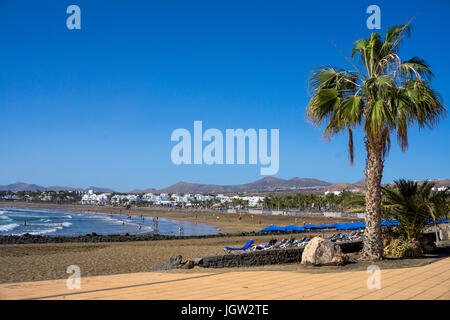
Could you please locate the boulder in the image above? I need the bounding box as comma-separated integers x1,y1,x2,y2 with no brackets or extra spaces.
418,232,438,254
301,237,347,266
153,255,183,271
181,260,195,269
192,257,203,266
438,226,449,241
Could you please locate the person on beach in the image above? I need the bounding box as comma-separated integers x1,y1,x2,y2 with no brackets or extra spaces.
138,224,141,232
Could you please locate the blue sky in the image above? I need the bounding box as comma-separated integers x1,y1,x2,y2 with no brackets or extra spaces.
0,0,449,192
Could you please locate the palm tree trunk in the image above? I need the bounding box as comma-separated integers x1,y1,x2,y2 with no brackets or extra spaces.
362,137,384,260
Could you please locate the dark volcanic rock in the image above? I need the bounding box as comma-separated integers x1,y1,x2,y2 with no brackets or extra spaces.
181,260,195,269
198,241,363,268
0,232,245,245
153,255,184,271
419,232,438,254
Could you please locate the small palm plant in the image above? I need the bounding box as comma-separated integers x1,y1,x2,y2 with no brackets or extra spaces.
306,22,446,259
382,180,449,241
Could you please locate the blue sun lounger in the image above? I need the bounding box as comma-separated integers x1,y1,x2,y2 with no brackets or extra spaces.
223,240,254,252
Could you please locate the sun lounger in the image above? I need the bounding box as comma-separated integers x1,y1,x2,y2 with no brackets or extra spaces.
254,239,277,250
273,238,289,248
223,239,254,252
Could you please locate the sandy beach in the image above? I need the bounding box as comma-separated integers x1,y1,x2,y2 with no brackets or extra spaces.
1,202,447,285
2,232,445,284
0,202,355,283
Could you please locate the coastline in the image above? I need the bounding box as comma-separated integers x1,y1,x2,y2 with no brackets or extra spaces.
0,202,367,284
0,201,361,235
1,202,447,285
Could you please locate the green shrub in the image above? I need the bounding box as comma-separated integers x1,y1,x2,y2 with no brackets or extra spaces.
383,237,423,258
382,180,449,241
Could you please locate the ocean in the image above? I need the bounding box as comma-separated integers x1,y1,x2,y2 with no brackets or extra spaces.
0,207,218,237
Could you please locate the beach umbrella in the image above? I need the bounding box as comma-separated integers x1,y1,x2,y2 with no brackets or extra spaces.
309,224,328,230
283,225,306,233
258,225,284,233
335,223,355,230
355,222,366,229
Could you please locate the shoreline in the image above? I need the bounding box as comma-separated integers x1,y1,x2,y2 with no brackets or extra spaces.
0,230,265,245
0,202,224,234
0,201,362,235
1,202,448,285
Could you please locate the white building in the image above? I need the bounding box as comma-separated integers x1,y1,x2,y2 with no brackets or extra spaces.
81,192,110,205
241,196,264,207
324,190,342,196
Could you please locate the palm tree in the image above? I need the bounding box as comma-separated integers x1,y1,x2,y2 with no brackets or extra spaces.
306,23,446,259
382,180,449,241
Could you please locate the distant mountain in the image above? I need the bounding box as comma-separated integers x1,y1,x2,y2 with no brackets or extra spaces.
284,177,332,188
157,176,332,194
0,182,48,192
128,188,158,194
324,182,362,192
2,178,447,195
84,186,116,193
158,181,226,194
353,179,366,187
0,182,116,193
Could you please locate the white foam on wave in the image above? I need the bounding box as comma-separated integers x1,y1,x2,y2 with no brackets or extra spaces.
34,221,72,227
90,213,128,226
0,223,19,232
36,228,58,235
6,207,50,214
141,225,153,232
24,228,59,236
